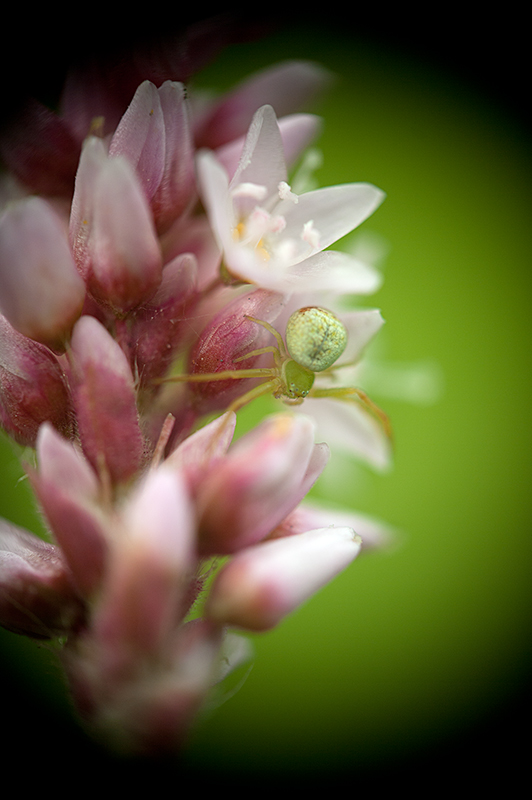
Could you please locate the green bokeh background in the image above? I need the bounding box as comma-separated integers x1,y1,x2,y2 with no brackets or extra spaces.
1,17,531,782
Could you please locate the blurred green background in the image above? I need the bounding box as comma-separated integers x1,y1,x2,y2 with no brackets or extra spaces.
1,14,531,784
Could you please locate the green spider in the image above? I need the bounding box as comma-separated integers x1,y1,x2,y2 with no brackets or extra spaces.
163,306,390,437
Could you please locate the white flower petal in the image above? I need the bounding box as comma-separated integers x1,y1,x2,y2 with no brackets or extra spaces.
216,113,322,180
282,250,383,294
230,105,287,202
276,183,386,261
196,150,236,252
304,396,392,471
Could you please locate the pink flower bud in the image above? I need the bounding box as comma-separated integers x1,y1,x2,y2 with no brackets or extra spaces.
0,196,85,349
0,518,85,638
108,80,166,204
0,315,73,447
187,288,285,415
88,156,163,313
165,411,236,492
63,618,224,755
196,413,329,554
110,80,194,234
205,526,361,631
131,252,198,387
69,136,106,277
31,424,108,597
151,81,195,232
69,315,144,485
90,465,196,675
69,138,163,314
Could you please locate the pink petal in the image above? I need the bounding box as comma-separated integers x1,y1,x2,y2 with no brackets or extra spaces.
32,424,109,596
195,60,331,148
151,81,195,232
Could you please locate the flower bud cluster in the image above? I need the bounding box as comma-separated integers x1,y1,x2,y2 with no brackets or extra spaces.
0,52,391,754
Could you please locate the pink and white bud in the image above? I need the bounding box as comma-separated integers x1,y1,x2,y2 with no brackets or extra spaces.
31,424,109,597
187,288,285,415
108,80,166,205
0,518,85,638
90,466,196,676
131,251,198,387
69,136,106,277
0,315,73,446
196,413,330,554
108,79,195,231
0,196,85,349
88,155,163,313
151,81,195,233
64,618,224,755
205,526,362,632
69,137,163,314
165,411,237,493
69,315,144,485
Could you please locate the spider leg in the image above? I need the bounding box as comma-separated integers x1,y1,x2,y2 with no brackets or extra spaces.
233,345,280,363
310,385,392,440
158,367,276,384
226,378,283,414
244,315,289,360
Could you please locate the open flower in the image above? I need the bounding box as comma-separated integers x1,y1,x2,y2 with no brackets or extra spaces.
197,104,385,294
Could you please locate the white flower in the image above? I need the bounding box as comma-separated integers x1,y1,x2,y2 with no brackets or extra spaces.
196,105,385,295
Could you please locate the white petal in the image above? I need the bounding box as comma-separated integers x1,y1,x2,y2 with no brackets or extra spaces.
196,150,236,252
281,249,383,294
292,501,397,550
304,396,392,471
216,113,322,180
278,182,386,261
339,308,385,363
230,105,287,202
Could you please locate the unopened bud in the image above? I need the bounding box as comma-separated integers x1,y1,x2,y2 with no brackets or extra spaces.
0,315,73,447
187,288,284,415
206,526,361,631
0,519,85,638
0,197,85,349
69,315,144,485
197,413,329,554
